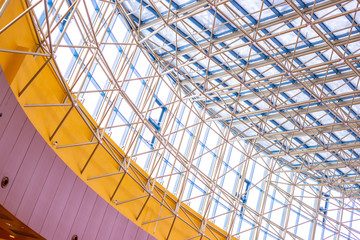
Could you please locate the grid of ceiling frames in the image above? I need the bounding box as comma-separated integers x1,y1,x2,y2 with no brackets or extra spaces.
12,0,360,239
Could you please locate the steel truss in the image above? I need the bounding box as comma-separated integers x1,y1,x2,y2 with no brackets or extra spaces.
3,0,360,239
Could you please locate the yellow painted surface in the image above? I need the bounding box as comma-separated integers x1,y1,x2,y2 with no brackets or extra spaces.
0,1,235,239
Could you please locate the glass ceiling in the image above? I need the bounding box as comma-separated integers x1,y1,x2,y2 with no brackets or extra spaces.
30,0,360,239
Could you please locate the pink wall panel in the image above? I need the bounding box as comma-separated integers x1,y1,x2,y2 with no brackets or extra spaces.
67,187,98,239
0,66,156,239
135,227,151,240
41,167,77,239
95,205,118,240
82,196,109,240
109,213,129,239
0,119,36,204
0,105,27,166
0,68,9,103
123,221,141,240
28,156,67,233
53,177,87,239
16,146,56,223
0,89,18,136
3,133,46,213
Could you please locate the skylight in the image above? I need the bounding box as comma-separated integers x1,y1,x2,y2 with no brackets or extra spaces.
31,0,360,239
